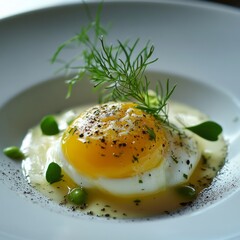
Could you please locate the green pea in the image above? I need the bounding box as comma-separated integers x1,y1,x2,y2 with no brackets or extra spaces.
40,115,59,136
3,146,25,160
46,162,62,184
176,185,197,199
68,187,87,205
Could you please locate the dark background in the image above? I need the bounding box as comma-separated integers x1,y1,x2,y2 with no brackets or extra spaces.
208,0,240,8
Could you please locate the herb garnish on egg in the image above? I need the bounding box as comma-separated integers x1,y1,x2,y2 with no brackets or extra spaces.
51,4,222,140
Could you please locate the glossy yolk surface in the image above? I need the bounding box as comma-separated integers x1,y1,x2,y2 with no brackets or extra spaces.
61,102,169,178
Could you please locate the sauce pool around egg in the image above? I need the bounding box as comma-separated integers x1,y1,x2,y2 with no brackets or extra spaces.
21,101,227,219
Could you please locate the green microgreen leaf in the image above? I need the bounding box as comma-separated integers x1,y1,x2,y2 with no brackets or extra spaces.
46,162,63,184
68,187,88,205
186,121,222,141
3,146,25,160
40,115,59,136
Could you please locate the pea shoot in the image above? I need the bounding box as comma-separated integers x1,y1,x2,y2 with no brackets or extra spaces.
3,146,25,160
68,187,88,205
40,115,59,136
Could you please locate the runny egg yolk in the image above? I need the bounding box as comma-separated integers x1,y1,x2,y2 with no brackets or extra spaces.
61,102,168,179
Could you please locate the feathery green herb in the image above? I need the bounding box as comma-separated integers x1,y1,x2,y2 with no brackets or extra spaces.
51,3,107,99
51,5,175,124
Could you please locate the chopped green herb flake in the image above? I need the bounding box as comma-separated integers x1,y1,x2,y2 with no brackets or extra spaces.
3,146,25,160
146,126,156,141
67,118,75,126
133,199,141,205
171,154,178,164
202,155,208,165
40,115,59,136
183,173,188,179
132,155,139,163
46,162,63,184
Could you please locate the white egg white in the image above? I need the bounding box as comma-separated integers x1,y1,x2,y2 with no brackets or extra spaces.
58,126,200,196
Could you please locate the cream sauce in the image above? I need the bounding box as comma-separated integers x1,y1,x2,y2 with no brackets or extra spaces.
21,102,227,219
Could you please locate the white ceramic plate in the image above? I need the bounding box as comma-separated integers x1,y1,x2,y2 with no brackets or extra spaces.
1,1,240,239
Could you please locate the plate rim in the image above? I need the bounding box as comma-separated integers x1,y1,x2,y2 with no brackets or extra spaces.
1,1,240,239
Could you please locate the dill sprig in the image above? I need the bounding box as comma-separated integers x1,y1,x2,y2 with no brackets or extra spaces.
51,6,175,124
51,4,223,141
87,37,176,122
